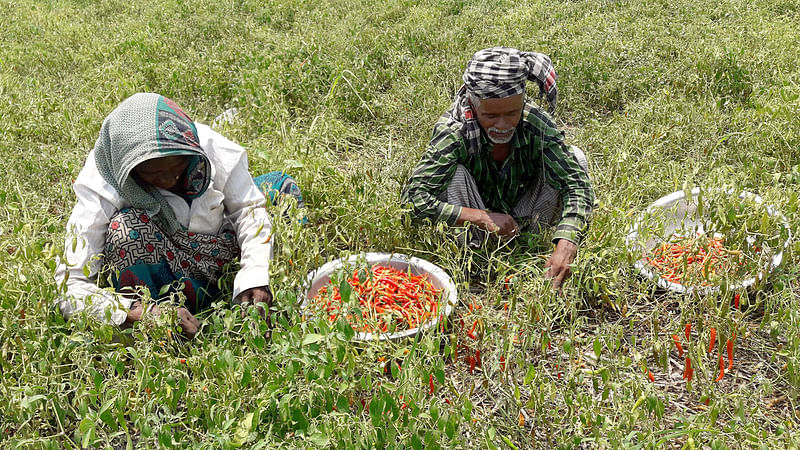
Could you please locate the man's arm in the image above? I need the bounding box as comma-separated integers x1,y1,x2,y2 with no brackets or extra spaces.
401,121,466,224
530,110,594,288
538,129,594,245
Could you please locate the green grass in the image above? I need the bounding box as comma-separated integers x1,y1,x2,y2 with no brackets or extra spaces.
1,0,800,447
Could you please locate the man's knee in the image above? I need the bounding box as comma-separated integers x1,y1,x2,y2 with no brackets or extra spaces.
437,164,477,203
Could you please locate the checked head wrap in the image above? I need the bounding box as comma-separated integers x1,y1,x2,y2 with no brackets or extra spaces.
447,47,558,156
93,93,211,235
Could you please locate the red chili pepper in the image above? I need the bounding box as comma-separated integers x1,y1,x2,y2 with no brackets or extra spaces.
715,353,724,382
500,356,506,372
685,323,691,341
734,293,740,310
467,320,479,340
726,339,734,370
468,356,476,374
683,357,692,381
708,327,716,353
672,334,684,357
647,370,655,382
428,373,434,395
475,350,481,367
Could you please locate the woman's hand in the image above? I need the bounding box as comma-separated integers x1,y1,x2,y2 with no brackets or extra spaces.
126,301,200,339
176,307,200,339
126,301,162,323
237,286,273,323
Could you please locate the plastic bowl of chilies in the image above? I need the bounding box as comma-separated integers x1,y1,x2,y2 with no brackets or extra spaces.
301,252,458,341
625,187,792,295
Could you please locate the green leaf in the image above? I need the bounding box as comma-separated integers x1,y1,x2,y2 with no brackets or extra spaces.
339,279,352,303
241,365,252,387
523,364,536,385
231,412,254,447
302,334,324,346
310,432,330,447
290,407,309,431
20,394,46,410
369,397,383,425
593,338,602,359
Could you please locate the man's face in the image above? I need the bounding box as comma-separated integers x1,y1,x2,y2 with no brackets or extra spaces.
471,93,524,144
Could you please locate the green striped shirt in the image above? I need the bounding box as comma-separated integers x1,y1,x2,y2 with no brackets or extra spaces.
402,101,594,244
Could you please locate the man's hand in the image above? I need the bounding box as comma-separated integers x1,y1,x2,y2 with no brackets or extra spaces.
237,286,273,323
544,239,578,290
487,212,519,237
458,207,519,237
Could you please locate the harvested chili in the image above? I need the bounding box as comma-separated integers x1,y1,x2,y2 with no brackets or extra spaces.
310,265,441,334
646,233,742,286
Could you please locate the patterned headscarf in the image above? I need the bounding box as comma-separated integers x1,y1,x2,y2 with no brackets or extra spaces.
93,93,211,235
447,47,558,155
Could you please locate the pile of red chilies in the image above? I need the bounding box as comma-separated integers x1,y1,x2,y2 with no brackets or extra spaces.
646,234,742,286
311,265,441,334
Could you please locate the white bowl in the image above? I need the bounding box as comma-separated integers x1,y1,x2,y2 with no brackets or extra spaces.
626,188,791,295
301,252,458,341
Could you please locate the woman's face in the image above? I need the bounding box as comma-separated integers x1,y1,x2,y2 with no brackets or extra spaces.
132,155,190,190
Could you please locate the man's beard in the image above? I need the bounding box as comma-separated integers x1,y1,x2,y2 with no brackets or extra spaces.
487,127,515,144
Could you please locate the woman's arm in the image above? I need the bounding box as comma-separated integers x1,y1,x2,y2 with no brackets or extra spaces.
199,125,274,301
55,151,133,325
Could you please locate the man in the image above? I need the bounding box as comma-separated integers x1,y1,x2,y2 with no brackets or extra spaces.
402,47,594,289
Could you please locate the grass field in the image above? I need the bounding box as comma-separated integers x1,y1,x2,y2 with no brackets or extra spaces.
1,0,800,447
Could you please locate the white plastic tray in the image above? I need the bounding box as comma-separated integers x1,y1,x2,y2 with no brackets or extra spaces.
301,252,458,341
626,188,791,295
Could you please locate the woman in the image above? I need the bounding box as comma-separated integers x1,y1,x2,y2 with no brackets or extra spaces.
56,93,286,337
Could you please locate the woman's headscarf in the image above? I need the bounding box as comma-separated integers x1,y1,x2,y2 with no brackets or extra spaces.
93,93,211,235
447,47,558,156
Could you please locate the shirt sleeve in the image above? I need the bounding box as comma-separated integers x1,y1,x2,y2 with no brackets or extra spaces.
401,119,466,225
538,119,595,245
54,153,132,325
201,126,273,300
